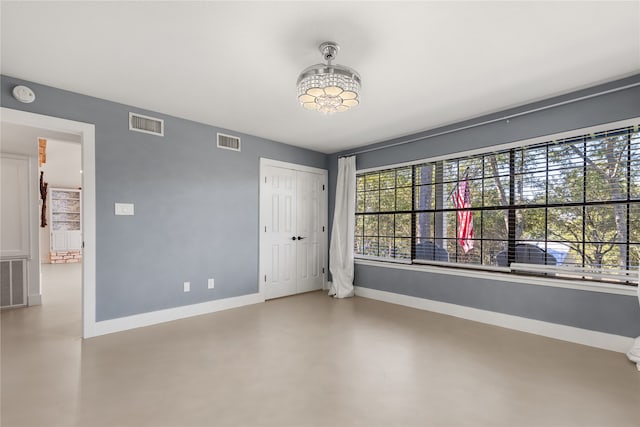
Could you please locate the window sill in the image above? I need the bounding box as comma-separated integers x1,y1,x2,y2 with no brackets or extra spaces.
354,258,638,296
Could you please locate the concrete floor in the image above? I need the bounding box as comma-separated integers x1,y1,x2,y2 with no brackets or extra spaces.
1,263,639,427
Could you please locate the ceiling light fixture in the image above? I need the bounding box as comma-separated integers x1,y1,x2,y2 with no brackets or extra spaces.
297,42,361,114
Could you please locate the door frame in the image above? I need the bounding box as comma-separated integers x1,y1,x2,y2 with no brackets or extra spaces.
259,158,328,300
1,107,96,339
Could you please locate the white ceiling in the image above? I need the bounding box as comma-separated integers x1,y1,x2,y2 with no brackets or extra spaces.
2,1,639,154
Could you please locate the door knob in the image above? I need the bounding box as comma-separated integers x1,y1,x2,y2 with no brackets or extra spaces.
291,236,297,241
297,236,305,240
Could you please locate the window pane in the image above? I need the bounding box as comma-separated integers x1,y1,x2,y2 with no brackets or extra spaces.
394,238,411,260
356,192,365,213
518,208,546,241
379,189,395,211
396,167,412,187
631,132,640,198
516,172,547,205
584,205,624,245
396,187,412,211
415,185,435,210
365,173,379,191
364,215,378,236
516,146,546,174
467,179,482,208
548,167,583,204
443,160,459,182
379,170,395,189
458,157,483,179
482,209,508,240
395,214,411,237
630,244,640,273
631,158,640,199
416,164,434,185
363,237,378,257
585,132,628,201
414,238,449,261
484,240,508,266
548,141,583,171
583,243,625,270
354,236,363,255
356,175,365,192
547,207,583,243
355,215,364,236
379,214,394,237
415,212,434,241
630,203,640,243
483,176,509,207
450,240,481,265
365,191,379,212
379,237,394,258
484,153,509,178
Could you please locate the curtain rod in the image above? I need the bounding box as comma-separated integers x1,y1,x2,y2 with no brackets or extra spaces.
338,81,640,158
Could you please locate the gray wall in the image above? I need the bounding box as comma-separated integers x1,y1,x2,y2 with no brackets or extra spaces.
1,75,327,321
329,74,640,337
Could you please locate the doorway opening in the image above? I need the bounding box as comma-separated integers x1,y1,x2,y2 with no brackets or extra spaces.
39,139,83,323
1,108,96,338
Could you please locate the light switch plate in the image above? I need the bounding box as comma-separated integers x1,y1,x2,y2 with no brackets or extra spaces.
115,203,134,215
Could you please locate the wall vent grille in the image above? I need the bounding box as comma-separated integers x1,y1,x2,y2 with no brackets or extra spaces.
217,133,241,152
0,259,26,308
129,112,164,136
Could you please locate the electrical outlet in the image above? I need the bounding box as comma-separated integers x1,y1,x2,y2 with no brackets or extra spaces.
208,278,215,289
183,282,190,292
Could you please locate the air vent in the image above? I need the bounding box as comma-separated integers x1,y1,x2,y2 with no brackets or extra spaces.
129,112,164,136
217,133,241,152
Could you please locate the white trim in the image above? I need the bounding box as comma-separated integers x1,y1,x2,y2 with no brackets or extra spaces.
87,293,264,338
355,286,635,353
1,108,97,339
260,158,327,175
28,293,42,306
355,259,637,296
357,117,640,174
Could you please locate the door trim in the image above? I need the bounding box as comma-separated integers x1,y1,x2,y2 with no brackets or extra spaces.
1,108,96,339
259,158,328,300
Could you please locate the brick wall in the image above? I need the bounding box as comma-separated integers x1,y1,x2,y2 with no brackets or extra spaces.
50,251,82,264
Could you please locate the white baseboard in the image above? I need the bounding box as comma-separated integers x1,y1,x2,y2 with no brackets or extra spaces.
28,293,42,306
87,293,264,338
355,286,634,354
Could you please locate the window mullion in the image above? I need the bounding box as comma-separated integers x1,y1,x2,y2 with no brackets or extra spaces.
507,149,516,265
582,137,587,270
626,129,631,269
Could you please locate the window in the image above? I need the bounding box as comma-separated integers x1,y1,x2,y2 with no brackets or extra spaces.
354,123,640,285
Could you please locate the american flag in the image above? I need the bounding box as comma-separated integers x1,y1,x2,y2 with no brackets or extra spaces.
453,179,474,253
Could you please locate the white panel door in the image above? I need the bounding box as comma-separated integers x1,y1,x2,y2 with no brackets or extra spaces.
261,161,327,300
51,231,67,251
0,155,30,258
295,171,324,293
263,166,298,299
67,231,83,250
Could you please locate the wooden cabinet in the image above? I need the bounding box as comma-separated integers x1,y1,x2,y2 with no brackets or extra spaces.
49,188,82,257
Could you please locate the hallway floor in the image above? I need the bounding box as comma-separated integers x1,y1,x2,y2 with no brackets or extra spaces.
2,263,639,426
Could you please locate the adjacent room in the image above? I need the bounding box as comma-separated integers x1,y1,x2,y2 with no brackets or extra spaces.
1,2,639,426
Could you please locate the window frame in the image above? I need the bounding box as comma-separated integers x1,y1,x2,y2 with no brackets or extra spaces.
354,117,640,290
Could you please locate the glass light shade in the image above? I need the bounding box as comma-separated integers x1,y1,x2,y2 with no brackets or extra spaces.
297,63,361,114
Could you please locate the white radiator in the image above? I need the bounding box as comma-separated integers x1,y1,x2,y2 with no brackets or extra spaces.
0,259,27,308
